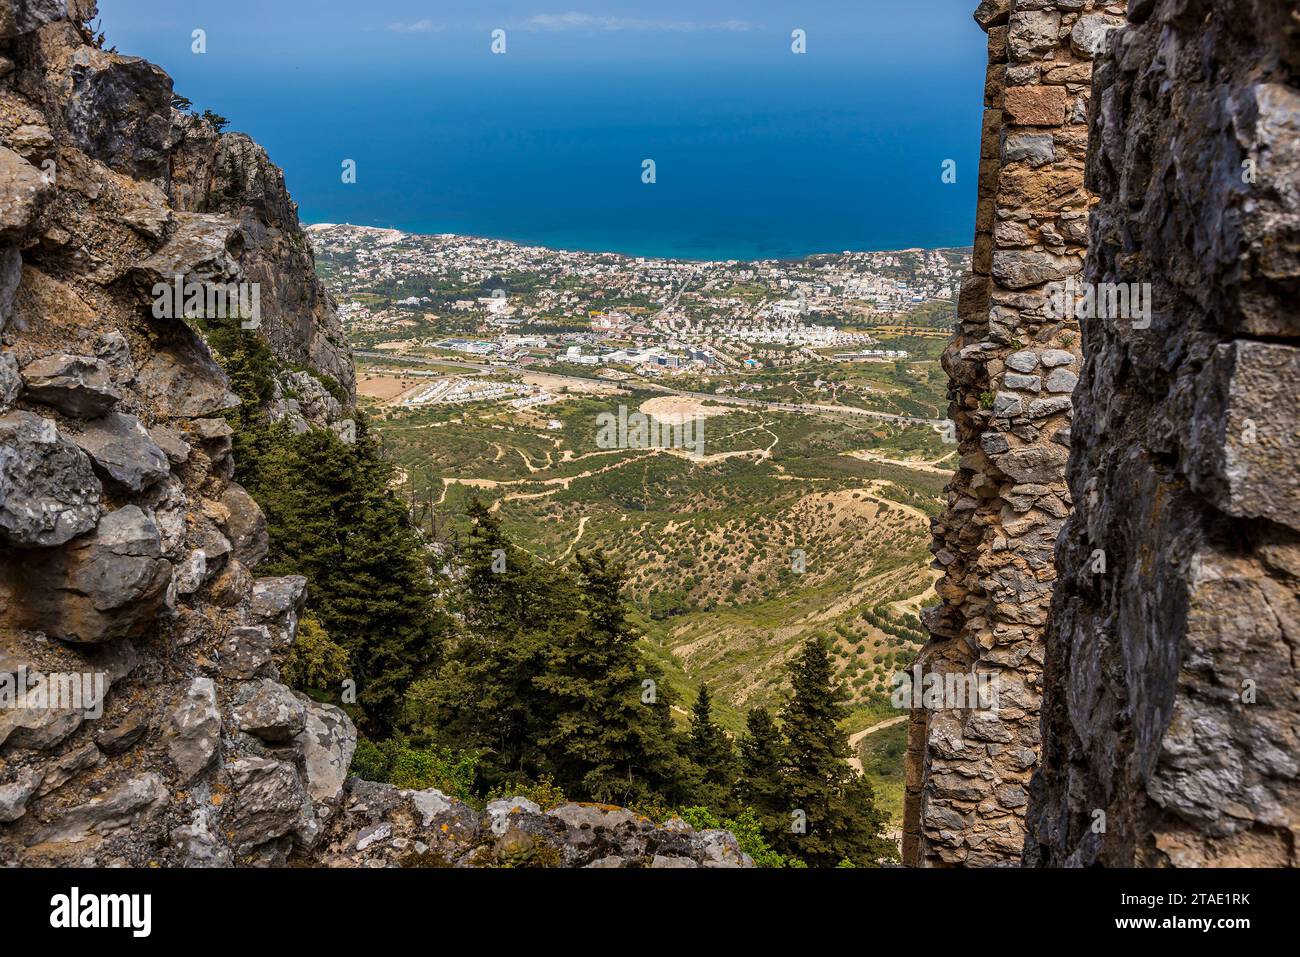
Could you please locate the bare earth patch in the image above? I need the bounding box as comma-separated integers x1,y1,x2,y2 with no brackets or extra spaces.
638,396,732,423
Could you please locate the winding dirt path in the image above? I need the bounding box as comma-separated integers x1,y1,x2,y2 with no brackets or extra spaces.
845,715,909,774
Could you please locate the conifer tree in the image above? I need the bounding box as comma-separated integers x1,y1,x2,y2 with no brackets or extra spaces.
736,706,788,838
255,417,442,734
777,637,893,866
420,501,573,786
683,684,739,813
536,551,686,805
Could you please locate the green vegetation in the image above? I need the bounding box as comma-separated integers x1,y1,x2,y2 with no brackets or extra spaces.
205,314,931,863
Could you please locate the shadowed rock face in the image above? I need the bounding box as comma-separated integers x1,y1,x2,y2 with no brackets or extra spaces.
1025,0,1300,868
0,2,748,868
911,0,1299,869
0,0,363,866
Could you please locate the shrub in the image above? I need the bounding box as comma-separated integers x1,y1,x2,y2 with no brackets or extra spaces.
349,737,480,801
280,616,351,695
677,806,804,868
485,774,568,811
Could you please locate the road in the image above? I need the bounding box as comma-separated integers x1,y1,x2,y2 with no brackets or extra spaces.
356,351,945,427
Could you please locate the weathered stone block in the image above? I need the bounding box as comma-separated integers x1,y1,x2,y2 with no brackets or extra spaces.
1004,85,1068,126
1188,341,1300,530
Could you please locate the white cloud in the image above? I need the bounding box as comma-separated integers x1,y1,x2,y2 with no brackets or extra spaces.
386,19,440,33
523,12,752,33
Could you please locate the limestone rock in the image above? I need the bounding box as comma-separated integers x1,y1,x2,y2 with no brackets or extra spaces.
93,331,135,383
219,625,273,679
174,548,206,595
0,767,44,822
133,335,240,418
295,697,356,806
37,743,103,796
0,411,102,546
94,711,149,755
0,246,20,331
20,353,121,418
222,756,310,855
0,145,53,243
220,483,268,567
12,505,172,643
170,809,232,867
135,212,245,288
0,1,69,39
30,773,169,845
1070,14,1124,59
0,349,19,410
167,676,220,784
149,423,190,464
232,679,306,743
1008,11,1061,60
1043,367,1077,393
64,47,174,180
1003,132,1055,167
991,250,1081,289
249,575,307,648
0,641,137,751
72,411,168,492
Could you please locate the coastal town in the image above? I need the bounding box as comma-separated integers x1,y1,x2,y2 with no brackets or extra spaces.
308,225,967,397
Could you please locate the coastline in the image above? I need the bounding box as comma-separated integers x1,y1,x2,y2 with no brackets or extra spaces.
304,222,975,266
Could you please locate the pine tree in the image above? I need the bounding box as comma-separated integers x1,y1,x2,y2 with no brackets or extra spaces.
736,706,787,838
777,637,894,866
419,501,574,786
204,322,443,736
683,684,739,813
208,322,279,490
535,551,686,805
255,417,443,734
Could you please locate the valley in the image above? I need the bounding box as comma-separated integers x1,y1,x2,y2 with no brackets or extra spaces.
317,230,962,826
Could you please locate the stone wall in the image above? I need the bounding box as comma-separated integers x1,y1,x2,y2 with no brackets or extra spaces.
904,0,1124,866
1025,0,1300,867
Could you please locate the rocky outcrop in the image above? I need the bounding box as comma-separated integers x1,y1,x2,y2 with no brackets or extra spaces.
0,0,358,866
170,123,355,399
0,1,748,869
905,0,1107,867
1024,0,1300,867
313,785,754,869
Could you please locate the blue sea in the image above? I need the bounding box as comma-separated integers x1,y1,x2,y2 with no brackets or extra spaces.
111,18,985,261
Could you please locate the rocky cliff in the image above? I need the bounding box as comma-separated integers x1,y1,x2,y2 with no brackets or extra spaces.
0,1,747,868
1025,0,1300,867
910,0,1299,868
